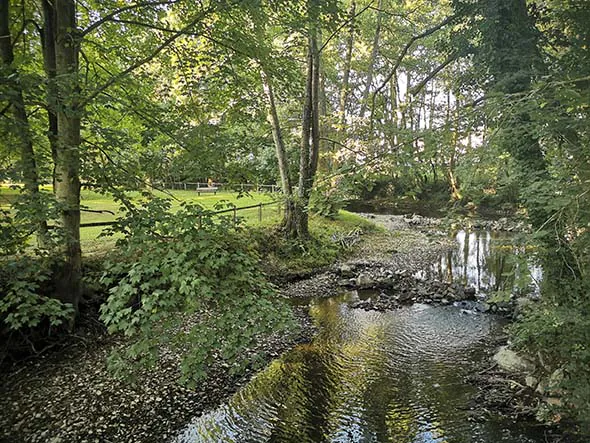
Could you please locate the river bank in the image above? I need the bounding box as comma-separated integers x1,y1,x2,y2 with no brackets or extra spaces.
0,212,574,442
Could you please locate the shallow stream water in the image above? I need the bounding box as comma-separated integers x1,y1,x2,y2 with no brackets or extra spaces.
173,230,547,443
416,230,542,298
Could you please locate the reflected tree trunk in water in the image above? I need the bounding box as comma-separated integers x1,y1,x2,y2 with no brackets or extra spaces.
446,251,453,282
476,231,481,291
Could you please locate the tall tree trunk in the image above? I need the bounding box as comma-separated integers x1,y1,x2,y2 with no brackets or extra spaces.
296,41,314,239
339,0,355,130
359,0,383,119
42,0,59,184
295,3,321,239
51,0,82,314
445,90,461,200
0,0,48,244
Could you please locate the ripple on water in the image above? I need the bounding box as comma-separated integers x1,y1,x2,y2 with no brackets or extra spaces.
173,299,546,443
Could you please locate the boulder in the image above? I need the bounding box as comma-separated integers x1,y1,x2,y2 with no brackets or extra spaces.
547,368,565,394
338,263,355,277
337,278,352,287
493,346,535,373
356,273,374,288
464,287,477,300
525,375,538,389
544,397,563,407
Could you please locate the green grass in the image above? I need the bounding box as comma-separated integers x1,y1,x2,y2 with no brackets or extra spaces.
1,186,280,255
250,209,380,278
1,185,379,259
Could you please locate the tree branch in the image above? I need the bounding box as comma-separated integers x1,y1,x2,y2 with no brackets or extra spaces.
370,15,456,115
81,1,179,36
105,17,254,59
319,136,365,156
408,54,457,96
319,0,375,53
82,7,213,106
0,103,11,118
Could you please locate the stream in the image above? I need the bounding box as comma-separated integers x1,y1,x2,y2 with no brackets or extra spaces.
416,230,542,298
173,230,546,443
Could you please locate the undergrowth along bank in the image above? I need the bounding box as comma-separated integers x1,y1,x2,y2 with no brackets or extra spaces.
1,192,377,382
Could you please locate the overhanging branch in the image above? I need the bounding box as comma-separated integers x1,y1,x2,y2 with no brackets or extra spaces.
319,1,375,53
370,15,456,116
409,54,457,96
81,1,179,36
82,7,213,106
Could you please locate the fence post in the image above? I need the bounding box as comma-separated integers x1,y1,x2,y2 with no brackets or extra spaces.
258,203,262,223
233,207,237,226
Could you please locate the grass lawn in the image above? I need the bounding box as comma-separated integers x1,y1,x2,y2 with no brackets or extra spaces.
1,185,378,258
1,186,281,254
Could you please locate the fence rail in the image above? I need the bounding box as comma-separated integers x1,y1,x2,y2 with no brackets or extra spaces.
47,201,280,230
161,182,280,193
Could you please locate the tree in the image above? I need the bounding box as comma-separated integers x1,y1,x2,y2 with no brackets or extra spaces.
0,0,48,244
50,0,83,311
36,1,219,313
247,0,338,239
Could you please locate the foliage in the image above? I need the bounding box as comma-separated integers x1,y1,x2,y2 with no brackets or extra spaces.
455,148,519,209
511,279,590,431
0,255,74,345
98,196,295,385
309,178,346,219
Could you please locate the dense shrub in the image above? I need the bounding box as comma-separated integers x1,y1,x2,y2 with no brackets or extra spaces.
1,197,74,364
99,197,295,385
512,279,590,431
0,256,75,359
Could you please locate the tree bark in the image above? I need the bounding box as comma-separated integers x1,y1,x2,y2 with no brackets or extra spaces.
295,2,321,239
41,0,59,182
446,90,461,200
0,0,48,244
51,0,82,314
296,40,314,239
358,0,383,119
338,0,355,130
260,67,297,232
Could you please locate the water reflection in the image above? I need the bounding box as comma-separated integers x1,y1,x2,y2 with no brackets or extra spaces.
174,296,546,443
416,230,542,297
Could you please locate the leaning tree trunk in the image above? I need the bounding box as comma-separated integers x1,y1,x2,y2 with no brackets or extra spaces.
0,0,48,244
51,0,82,314
260,67,297,234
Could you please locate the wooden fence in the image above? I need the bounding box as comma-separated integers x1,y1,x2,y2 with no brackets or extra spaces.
162,182,280,193
66,201,280,230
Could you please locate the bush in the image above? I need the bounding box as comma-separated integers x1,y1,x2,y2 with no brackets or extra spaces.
512,278,590,431
309,180,345,219
1,196,75,364
99,196,295,385
0,255,75,364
